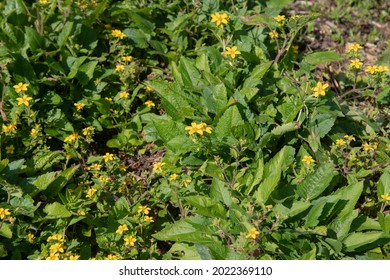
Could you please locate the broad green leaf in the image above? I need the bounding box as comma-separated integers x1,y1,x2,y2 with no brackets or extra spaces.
378,213,390,235
151,117,184,143
112,196,130,219
124,28,150,48
343,232,390,252
0,223,12,239
31,151,63,171
43,202,71,219
165,243,201,260
77,61,98,85
378,171,390,199
304,195,340,228
215,106,244,139
10,196,38,217
58,21,74,48
129,11,155,34
0,159,10,173
0,176,23,198
43,165,80,196
239,14,278,29
302,50,345,66
296,162,335,201
242,61,272,88
24,26,44,52
201,83,228,115
211,178,232,207
332,181,363,217
377,46,390,68
272,200,312,219
153,219,217,244
0,243,7,257
86,0,109,25
184,196,227,218
180,57,201,88
270,122,300,136
67,56,88,79
32,172,58,193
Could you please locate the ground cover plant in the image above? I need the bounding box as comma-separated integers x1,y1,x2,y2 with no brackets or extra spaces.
0,0,389,260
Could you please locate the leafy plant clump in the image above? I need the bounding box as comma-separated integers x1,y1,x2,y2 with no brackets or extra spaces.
0,0,389,260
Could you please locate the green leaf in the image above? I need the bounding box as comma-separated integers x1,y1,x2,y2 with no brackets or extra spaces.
24,26,44,52
31,151,63,171
378,171,390,199
184,196,227,218
343,232,390,252
270,122,300,136
179,57,201,88
242,61,272,88
273,200,312,219
378,212,390,235
211,178,232,207
0,223,12,239
112,196,130,220
215,106,244,139
58,21,74,48
0,243,7,257
332,181,363,218
43,202,71,219
43,165,79,197
85,0,109,25
165,243,201,260
77,61,98,85
10,196,38,217
239,14,278,29
129,11,155,34
302,50,345,66
0,176,23,198
296,162,335,201
124,28,150,48
32,172,58,194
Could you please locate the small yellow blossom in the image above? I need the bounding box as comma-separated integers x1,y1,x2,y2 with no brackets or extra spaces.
344,135,356,141
145,86,153,92
145,100,155,108
39,0,48,3
169,173,178,181
5,145,14,154
86,188,97,198
82,126,94,137
138,206,151,215
349,59,363,69
362,143,373,151
348,43,362,53
105,97,113,102
121,56,133,62
365,65,378,74
144,216,154,223
115,64,125,72
31,128,39,137
50,243,65,254
224,46,241,59
0,208,11,219
302,155,315,165
268,30,278,39
376,65,389,73
16,94,33,106
13,82,29,93
64,132,80,143
246,227,260,239
111,29,126,39
119,91,129,99
69,255,80,260
119,165,127,172
153,162,165,172
77,210,86,216
381,194,390,201
181,179,191,187
88,163,102,171
105,253,121,260
290,15,301,20
312,81,329,97
200,122,212,134
335,139,346,145
185,122,203,135
27,233,35,244
210,12,230,27
116,224,129,234
102,153,114,162
74,102,86,111
292,45,299,54
99,175,110,183
46,253,60,260
274,15,285,22
2,123,17,134
124,235,137,246
47,234,63,243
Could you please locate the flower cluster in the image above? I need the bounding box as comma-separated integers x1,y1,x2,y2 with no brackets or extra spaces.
111,29,126,39
364,65,389,75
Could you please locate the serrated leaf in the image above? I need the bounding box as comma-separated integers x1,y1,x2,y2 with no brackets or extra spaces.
378,171,390,199
24,26,44,52
32,172,58,193
211,178,232,207
242,61,272,88
343,232,390,252
0,223,12,239
296,162,335,201
43,202,71,219
184,196,226,218
0,176,23,198
43,165,79,196
58,21,74,48
77,61,98,85
215,106,244,139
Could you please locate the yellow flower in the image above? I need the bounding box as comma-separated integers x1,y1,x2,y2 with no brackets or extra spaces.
116,224,129,234
210,12,229,27
124,235,137,246
145,100,155,108
47,234,63,243
77,210,86,216
16,94,33,106
246,227,260,239
200,122,212,134
119,91,129,99
185,122,203,135
348,43,362,53
82,126,94,137
138,206,151,215
145,86,153,92
181,179,191,187
46,253,60,260
86,188,97,198
88,163,101,171
302,155,315,165
115,64,125,72
224,46,241,59
365,65,378,74
2,123,17,134
362,143,373,151
376,65,389,73
74,102,86,111
312,81,329,97
344,135,355,141
69,254,80,260
13,82,29,93
31,128,39,137
335,139,346,145
64,132,80,143
381,194,390,201
290,15,301,20
349,59,363,69
50,243,65,254
153,162,165,172
0,208,11,219
99,175,110,183
5,145,14,154
111,29,126,39
105,97,113,102
274,15,285,22
144,216,154,223
121,55,133,62
39,0,48,3
102,153,114,162
292,45,299,54
27,233,35,244
169,173,178,181
119,165,127,172
105,253,121,260
268,30,278,39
